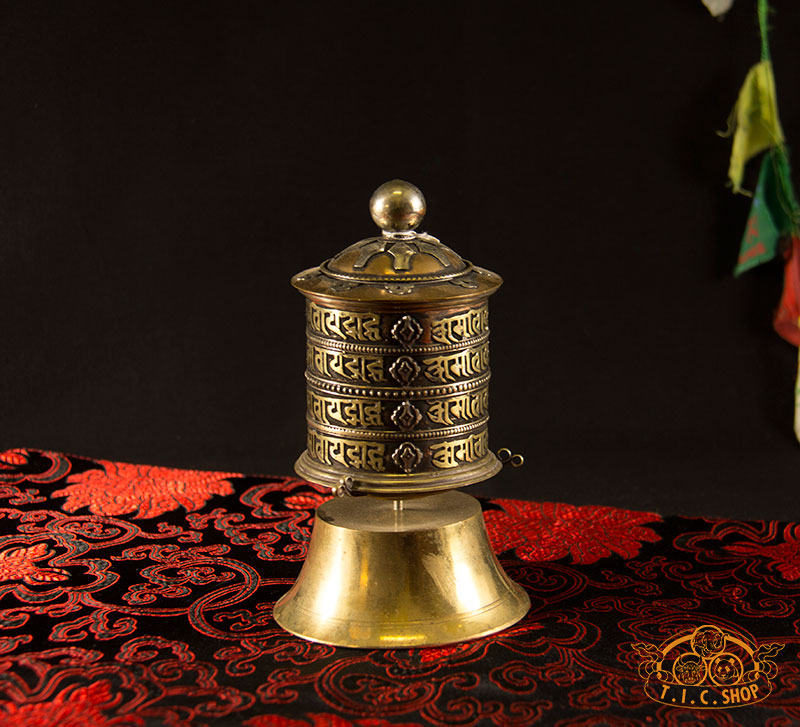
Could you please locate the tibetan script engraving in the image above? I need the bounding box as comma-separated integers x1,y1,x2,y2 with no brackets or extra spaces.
307,430,386,471
430,306,489,344
426,389,489,426
423,344,489,383
307,302,381,342
429,431,489,469
307,344,385,383
307,392,383,428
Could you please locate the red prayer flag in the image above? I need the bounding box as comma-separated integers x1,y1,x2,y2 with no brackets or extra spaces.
773,236,800,346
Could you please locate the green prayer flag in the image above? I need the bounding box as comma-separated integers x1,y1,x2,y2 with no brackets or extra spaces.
735,148,799,276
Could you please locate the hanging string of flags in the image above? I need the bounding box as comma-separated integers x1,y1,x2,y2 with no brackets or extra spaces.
721,0,800,440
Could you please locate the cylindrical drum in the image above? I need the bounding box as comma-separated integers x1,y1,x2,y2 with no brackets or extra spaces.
291,180,503,495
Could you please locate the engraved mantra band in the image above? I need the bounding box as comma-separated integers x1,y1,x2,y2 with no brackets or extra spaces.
307,301,489,346
307,389,489,429
303,303,493,476
306,429,490,472
306,342,490,385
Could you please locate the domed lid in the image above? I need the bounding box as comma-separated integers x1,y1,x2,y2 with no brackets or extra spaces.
292,180,502,305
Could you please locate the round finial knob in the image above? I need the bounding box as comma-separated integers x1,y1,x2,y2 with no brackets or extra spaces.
369,179,426,233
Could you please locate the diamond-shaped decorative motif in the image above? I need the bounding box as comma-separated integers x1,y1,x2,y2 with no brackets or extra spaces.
391,401,422,431
389,356,420,386
391,442,423,473
391,315,423,348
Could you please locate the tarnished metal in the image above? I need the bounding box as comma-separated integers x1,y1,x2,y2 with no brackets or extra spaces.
275,180,529,648
292,180,503,495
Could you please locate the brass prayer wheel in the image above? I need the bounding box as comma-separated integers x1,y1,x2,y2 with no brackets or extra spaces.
274,180,529,648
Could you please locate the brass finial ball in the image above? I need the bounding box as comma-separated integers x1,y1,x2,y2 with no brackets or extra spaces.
369,179,426,233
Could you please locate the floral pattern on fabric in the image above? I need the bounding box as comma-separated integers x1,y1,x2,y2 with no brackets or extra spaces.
0,543,69,585
483,499,662,564
724,525,800,581
0,449,796,726
51,460,241,518
0,680,143,726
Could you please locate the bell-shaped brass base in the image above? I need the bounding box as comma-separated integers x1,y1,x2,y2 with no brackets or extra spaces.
273,491,530,648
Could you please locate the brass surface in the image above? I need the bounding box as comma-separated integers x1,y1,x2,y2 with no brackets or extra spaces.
298,296,499,494
280,180,529,647
273,492,530,648
292,267,501,306
294,449,502,493
291,180,500,304
369,179,426,232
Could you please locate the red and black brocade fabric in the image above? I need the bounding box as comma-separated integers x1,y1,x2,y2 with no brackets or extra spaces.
0,449,799,727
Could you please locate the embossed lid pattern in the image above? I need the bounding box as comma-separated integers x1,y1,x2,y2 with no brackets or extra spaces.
292,180,502,303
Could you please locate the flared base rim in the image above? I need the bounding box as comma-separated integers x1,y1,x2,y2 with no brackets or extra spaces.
274,581,530,649
272,491,530,648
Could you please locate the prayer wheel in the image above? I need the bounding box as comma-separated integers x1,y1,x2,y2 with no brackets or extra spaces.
274,180,529,648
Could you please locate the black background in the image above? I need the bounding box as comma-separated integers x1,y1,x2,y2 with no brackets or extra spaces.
1,0,799,520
